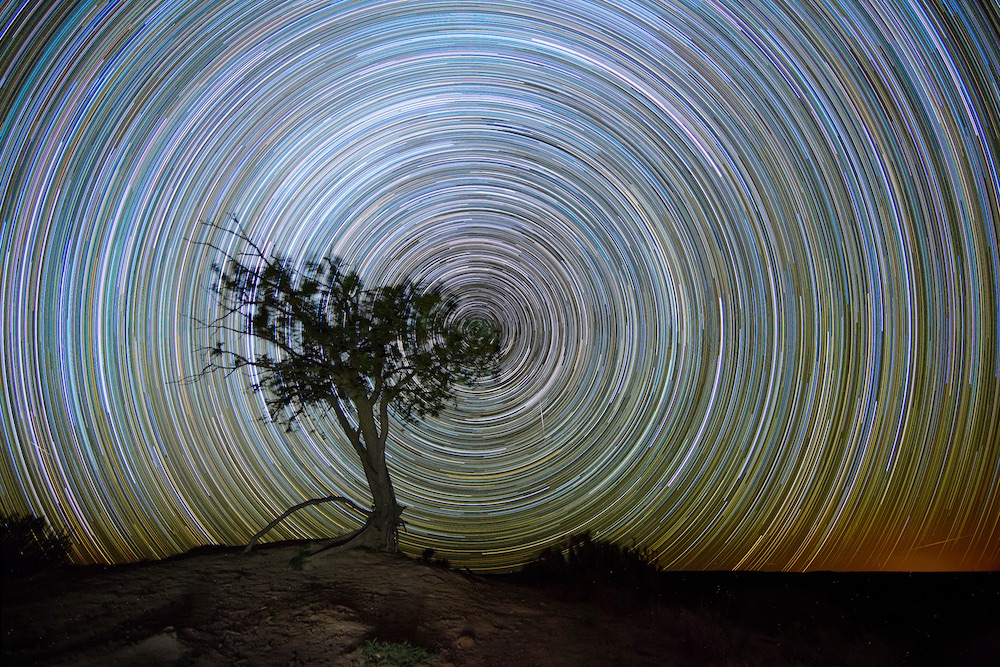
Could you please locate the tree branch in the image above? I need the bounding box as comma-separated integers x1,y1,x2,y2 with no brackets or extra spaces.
243,495,370,553
330,394,365,458
378,393,390,447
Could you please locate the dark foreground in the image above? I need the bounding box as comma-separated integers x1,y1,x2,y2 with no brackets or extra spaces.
3,543,998,666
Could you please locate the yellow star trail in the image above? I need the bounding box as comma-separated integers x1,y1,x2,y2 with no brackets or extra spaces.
1,0,998,571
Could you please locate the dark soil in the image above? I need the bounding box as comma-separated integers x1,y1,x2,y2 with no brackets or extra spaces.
3,543,997,666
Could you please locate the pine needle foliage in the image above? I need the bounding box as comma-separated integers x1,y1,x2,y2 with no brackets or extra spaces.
208,251,500,426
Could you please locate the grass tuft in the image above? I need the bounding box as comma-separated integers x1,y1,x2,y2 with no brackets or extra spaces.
361,639,432,667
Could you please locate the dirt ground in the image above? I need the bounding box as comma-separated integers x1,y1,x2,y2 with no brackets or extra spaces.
3,542,998,666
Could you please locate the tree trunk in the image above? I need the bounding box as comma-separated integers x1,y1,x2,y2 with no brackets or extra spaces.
300,396,402,563
352,402,402,552
350,456,401,552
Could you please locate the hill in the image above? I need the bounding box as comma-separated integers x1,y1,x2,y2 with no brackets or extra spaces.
3,542,997,665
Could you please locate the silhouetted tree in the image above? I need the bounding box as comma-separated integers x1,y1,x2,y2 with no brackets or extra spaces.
1,514,71,577
521,532,662,600
200,222,500,552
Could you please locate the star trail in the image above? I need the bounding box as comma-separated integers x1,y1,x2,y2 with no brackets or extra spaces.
2,0,998,571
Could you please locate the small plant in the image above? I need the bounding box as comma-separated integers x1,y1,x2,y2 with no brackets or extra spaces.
361,639,432,667
521,532,662,600
1,513,71,577
419,547,450,569
288,545,311,570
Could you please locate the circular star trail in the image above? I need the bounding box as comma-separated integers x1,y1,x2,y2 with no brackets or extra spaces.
2,0,998,571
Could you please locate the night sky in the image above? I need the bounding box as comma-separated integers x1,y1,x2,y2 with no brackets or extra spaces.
2,0,998,572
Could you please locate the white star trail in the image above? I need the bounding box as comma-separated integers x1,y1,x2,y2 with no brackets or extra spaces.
1,0,998,571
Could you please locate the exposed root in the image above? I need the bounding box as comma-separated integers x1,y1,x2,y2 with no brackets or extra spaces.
243,496,370,553
306,505,406,561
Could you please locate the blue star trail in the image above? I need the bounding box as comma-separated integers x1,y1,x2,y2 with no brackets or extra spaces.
2,0,998,571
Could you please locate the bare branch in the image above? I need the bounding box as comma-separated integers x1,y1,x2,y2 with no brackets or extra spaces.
243,495,370,553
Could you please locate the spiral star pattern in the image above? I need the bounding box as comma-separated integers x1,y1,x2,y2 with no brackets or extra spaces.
2,0,998,571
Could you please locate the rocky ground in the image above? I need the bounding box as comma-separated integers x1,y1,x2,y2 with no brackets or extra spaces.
3,542,998,666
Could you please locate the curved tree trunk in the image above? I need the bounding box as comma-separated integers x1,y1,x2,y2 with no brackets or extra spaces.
308,466,400,554
352,398,402,552
284,394,403,561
